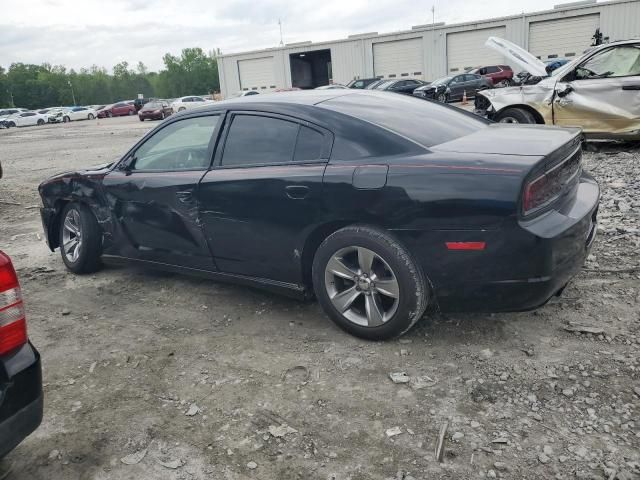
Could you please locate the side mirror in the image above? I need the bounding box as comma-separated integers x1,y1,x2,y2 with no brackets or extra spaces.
117,155,135,173
556,83,574,98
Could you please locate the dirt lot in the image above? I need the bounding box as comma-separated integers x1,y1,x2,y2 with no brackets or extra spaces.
0,116,639,480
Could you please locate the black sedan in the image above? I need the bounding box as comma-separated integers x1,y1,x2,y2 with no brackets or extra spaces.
370,79,426,95
413,73,492,102
38,91,599,340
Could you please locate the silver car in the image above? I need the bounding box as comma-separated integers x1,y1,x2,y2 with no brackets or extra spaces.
476,39,640,140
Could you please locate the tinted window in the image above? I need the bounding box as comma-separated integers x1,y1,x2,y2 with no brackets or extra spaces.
294,127,325,161
486,66,500,73
132,115,219,171
222,115,299,166
320,92,489,148
114,103,124,107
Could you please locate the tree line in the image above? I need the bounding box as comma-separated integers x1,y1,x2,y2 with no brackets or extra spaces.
0,47,221,110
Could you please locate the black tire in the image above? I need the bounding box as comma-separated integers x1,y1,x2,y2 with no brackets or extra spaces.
436,92,448,103
139,117,144,122
59,203,102,274
37,119,45,126
7,122,15,128
88,113,95,120
63,116,70,123
312,225,428,340
161,112,165,120
106,112,112,118
495,107,536,124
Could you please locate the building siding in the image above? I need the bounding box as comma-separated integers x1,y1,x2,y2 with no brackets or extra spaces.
217,0,640,98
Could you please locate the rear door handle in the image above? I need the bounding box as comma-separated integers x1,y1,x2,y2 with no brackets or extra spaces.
622,84,640,90
285,185,310,200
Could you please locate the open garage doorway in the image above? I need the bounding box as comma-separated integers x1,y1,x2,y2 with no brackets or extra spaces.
289,49,332,89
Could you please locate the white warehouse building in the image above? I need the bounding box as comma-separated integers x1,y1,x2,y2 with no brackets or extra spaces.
217,0,640,98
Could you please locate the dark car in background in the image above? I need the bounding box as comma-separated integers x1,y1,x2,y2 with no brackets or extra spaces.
138,101,173,121
413,73,492,102
0,246,43,458
38,90,598,341
371,79,426,95
346,78,381,89
97,102,136,118
469,65,513,87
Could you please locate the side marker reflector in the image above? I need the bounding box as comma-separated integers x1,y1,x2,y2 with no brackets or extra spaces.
446,242,486,251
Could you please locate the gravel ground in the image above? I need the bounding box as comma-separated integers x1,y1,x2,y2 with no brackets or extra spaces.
0,117,638,480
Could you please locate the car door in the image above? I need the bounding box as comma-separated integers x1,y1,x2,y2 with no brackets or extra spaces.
20,113,37,126
71,107,84,120
198,111,332,284
448,75,465,100
101,113,222,269
554,43,640,134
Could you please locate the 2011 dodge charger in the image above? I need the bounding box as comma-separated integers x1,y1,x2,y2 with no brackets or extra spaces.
38,91,599,340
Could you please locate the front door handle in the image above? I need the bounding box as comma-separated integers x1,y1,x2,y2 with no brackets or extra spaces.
622,84,640,90
285,185,310,200
176,190,194,204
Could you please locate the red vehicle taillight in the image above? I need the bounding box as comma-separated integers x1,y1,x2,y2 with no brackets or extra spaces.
0,251,28,355
523,148,582,216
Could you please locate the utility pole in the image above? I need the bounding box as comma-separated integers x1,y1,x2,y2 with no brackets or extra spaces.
431,5,435,27
7,90,14,107
278,18,284,46
68,80,77,106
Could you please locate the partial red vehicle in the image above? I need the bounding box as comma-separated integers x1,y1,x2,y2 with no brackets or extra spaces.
469,65,514,87
96,102,136,118
138,101,173,121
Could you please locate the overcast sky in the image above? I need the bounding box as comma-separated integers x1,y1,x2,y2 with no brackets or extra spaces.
2,0,567,71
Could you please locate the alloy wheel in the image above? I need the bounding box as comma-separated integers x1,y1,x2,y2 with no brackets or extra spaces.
62,209,83,263
437,93,446,103
324,246,400,327
498,116,519,124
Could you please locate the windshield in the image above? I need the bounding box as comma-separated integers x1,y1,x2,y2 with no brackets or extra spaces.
431,76,452,85
145,102,163,108
374,80,394,90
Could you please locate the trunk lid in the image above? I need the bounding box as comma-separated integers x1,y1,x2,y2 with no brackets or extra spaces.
431,124,582,158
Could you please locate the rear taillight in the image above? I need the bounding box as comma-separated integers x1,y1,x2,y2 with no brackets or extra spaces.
0,251,28,355
523,147,582,216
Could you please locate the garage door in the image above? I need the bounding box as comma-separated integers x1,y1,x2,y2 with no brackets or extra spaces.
373,38,424,79
447,26,507,73
238,57,276,91
529,14,599,61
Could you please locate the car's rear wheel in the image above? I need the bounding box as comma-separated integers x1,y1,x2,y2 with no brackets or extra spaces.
59,203,102,274
312,225,428,340
88,113,95,120
495,107,536,124
139,117,144,122
161,112,165,120
106,112,112,118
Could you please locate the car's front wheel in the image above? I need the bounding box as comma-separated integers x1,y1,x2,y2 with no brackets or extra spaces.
63,116,70,123
59,203,102,274
495,107,536,124
436,92,447,103
312,225,428,340
37,119,45,126
178,107,186,112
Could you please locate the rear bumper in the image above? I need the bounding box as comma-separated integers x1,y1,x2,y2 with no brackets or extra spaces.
0,344,43,458
411,173,600,313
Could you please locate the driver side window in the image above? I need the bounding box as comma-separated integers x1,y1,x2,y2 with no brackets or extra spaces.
132,115,220,171
576,45,640,79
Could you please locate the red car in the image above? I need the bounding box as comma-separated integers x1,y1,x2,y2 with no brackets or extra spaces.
469,65,513,87
96,102,136,118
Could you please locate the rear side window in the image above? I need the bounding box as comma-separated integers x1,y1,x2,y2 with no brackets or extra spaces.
294,127,324,161
221,115,328,166
320,92,489,148
222,115,299,166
